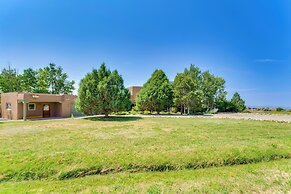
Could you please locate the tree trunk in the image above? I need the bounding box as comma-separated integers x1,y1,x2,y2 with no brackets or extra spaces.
104,113,109,118
184,105,186,115
188,107,190,115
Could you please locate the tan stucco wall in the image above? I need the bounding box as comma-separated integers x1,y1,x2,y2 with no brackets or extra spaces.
1,93,19,120
17,102,63,119
60,95,76,117
1,93,76,120
128,86,142,103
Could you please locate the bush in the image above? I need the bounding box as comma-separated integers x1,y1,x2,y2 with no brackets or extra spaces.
143,110,151,115
129,110,139,115
276,107,285,112
263,108,271,111
160,111,170,115
170,107,178,113
113,111,130,115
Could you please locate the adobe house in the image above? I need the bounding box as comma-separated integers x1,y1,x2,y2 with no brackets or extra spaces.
1,92,76,120
127,86,142,104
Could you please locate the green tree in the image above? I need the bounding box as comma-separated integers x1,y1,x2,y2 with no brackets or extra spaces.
35,63,75,94
215,96,229,112
230,92,246,112
35,67,50,93
201,71,226,112
136,69,173,113
173,65,204,114
173,65,226,114
76,63,131,117
21,68,37,92
183,65,204,113
0,66,22,93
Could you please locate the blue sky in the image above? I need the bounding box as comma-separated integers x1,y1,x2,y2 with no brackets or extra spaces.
0,0,291,107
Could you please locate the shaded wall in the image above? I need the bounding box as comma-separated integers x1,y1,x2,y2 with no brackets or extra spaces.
18,102,62,119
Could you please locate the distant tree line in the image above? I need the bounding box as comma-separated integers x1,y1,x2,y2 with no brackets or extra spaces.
136,64,246,114
0,64,75,94
77,64,246,117
0,63,246,116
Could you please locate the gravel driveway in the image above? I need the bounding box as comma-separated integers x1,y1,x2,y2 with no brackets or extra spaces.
133,113,291,123
209,113,291,123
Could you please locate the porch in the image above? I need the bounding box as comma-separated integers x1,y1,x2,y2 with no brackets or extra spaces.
17,101,62,120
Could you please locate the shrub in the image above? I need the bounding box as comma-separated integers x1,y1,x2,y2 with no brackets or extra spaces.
113,111,130,115
276,107,285,112
170,107,178,113
243,109,251,113
143,110,151,115
160,111,170,115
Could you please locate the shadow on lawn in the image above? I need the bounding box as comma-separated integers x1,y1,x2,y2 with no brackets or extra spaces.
85,116,143,122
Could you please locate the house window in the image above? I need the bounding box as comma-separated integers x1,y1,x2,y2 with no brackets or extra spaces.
28,103,36,111
43,104,50,111
6,103,12,110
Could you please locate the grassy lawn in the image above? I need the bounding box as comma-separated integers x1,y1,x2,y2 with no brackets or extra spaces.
1,159,290,193
0,117,290,193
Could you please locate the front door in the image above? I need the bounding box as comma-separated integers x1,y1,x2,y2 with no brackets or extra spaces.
43,104,50,118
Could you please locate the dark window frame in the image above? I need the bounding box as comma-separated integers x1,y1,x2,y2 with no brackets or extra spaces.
6,103,12,110
28,103,36,111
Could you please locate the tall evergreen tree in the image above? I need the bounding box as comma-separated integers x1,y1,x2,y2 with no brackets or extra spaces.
230,92,246,112
76,63,131,117
136,69,173,113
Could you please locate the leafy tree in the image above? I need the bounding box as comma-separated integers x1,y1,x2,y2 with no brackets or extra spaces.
76,63,131,117
35,63,75,94
183,65,204,113
173,73,189,114
215,96,228,112
136,69,173,113
173,65,226,114
276,107,285,112
0,66,22,93
230,92,246,112
173,65,204,114
21,68,37,92
34,67,50,93
201,71,226,112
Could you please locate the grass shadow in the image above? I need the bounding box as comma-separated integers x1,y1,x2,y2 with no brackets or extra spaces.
85,116,143,122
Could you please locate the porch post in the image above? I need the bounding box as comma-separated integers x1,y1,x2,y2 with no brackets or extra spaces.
23,101,27,121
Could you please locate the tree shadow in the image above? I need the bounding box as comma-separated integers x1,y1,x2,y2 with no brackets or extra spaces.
85,116,143,122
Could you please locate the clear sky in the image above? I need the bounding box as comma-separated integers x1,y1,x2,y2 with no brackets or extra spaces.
0,0,290,107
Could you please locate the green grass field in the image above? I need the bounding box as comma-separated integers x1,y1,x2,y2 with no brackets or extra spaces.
0,117,290,193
